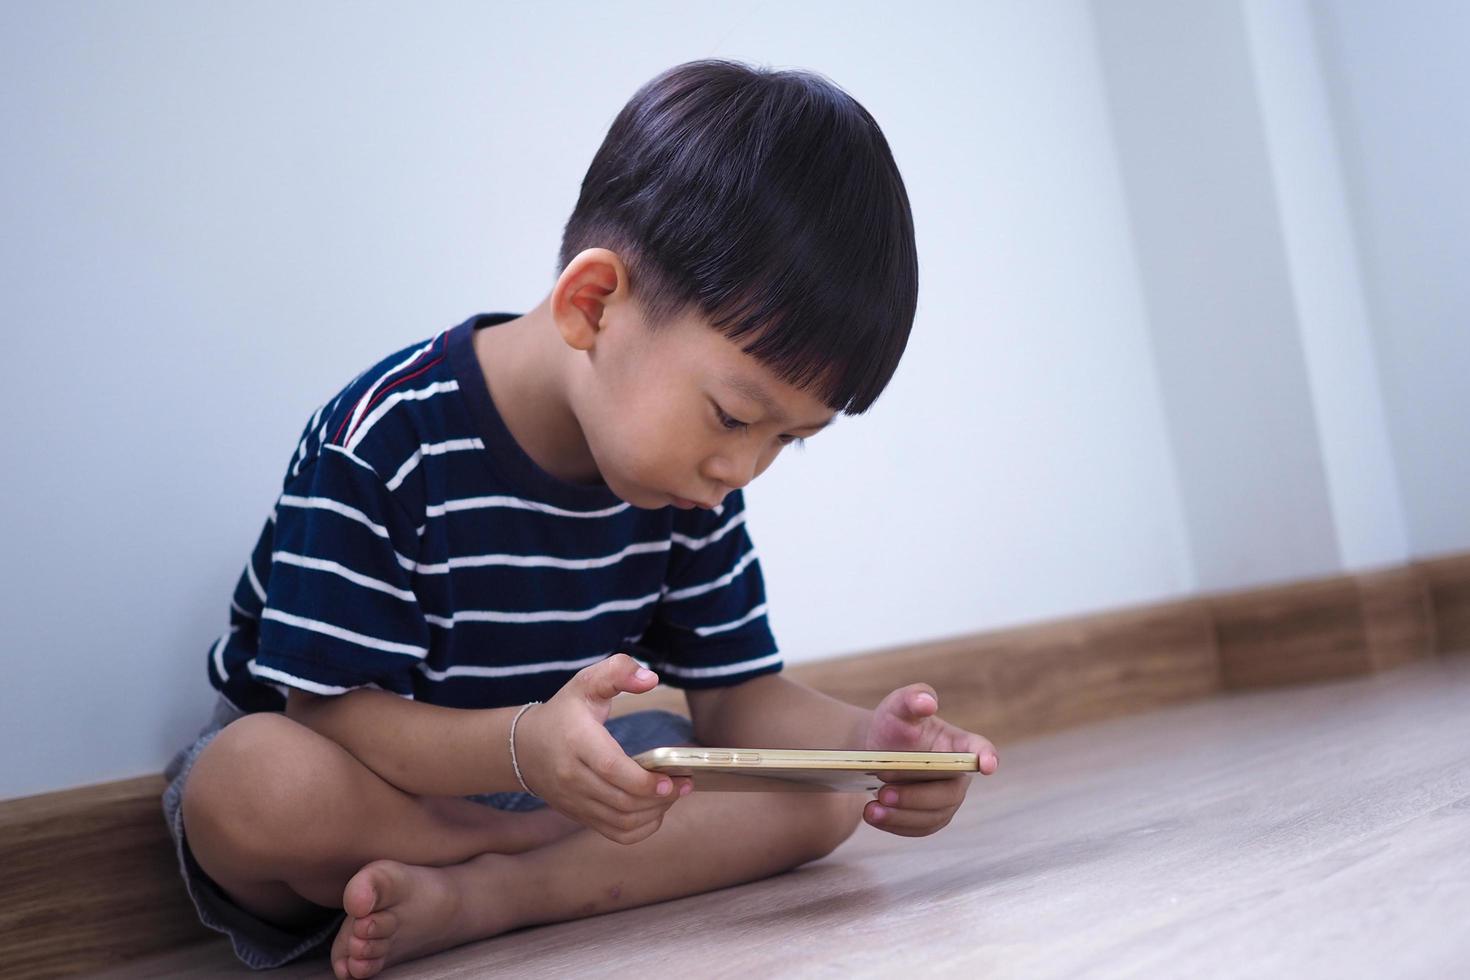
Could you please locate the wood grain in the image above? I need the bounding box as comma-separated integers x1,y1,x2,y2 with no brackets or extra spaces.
1208,563,1439,689
6,550,1463,978
1359,564,1437,671
84,649,1470,979
1418,551,1470,653
0,776,216,979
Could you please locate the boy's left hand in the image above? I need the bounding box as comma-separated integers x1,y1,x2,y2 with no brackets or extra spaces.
859,683,999,837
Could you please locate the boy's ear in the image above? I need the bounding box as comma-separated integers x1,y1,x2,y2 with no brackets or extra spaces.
553,247,629,352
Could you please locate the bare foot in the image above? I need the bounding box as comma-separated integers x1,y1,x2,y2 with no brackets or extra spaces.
330,856,516,979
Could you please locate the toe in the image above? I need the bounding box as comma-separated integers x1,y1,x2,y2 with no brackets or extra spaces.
354,909,399,941
331,925,352,979
348,955,384,979
349,935,387,960
343,860,403,919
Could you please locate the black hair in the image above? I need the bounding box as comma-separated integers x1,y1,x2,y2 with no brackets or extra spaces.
557,58,918,416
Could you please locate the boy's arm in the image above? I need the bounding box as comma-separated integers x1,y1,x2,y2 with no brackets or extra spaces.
686,673,874,750
284,653,692,847
287,688,526,797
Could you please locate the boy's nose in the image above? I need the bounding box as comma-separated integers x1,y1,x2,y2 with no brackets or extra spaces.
710,448,768,491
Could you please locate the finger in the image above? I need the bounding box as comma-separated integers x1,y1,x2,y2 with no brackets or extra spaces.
586,804,671,846
603,815,666,846
894,683,940,723
875,775,970,811
583,796,674,833
959,734,999,774
584,767,683,815
865,798,955,835
583,732,671,799
576,653,660,706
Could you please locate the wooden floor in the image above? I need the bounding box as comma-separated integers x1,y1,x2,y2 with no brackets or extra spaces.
90,653,1470,979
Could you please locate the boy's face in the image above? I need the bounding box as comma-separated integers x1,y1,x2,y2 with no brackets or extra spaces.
557,256,836,512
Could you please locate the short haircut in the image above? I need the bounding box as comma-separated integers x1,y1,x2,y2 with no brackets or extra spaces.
558,58,919,416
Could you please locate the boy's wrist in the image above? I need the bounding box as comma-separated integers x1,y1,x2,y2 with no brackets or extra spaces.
507,701,542,795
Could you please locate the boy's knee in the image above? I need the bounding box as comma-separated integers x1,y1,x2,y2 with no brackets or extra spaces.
183,712,341,862
797,792,864,863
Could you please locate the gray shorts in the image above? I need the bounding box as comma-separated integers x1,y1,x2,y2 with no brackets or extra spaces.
161,694,695,970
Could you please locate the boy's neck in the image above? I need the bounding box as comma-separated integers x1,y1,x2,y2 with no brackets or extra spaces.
471,299,606,487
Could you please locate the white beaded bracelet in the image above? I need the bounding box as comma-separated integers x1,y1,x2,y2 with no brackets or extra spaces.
509,700,541,795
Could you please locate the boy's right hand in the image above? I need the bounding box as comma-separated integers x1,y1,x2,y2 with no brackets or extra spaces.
513,653,692,844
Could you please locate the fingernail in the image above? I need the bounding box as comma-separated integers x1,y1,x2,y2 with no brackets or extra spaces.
870,805,887,821
657,779,671,795
881,789,898,806
635,668,655,682
679,782,692,796
986,753,998,769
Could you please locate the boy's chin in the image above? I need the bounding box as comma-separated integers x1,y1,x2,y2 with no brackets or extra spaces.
601,473,671,510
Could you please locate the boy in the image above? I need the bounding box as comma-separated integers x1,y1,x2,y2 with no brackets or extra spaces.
162,58,999,979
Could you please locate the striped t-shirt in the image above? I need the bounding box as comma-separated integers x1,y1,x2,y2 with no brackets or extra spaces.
208,312,783,713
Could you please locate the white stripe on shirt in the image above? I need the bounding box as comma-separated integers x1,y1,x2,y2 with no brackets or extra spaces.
292,401,326,478
672,511,746,551
661,548,759,602
323,442,382,477
248,661,417,699
347,379,461,454
209,629,234,684
247,661,353,696
423,591,662,628
385,437,484,492
272,550,416,602
405,539,671,576
261,608,427,657
423,495,631,520
244,558,267,604
694,601,769,637
650,651,783,679
278,494,391,539
343,338,437,446
316,388,350,453
417,651,610,681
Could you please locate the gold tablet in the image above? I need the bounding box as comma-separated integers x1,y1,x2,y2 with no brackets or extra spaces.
633,746,978,793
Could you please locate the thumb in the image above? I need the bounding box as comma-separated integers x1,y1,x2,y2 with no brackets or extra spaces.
577,653,659,705
887,683,939,724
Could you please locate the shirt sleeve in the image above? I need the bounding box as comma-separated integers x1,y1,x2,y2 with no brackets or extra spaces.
636,488,783,689
248,446,430,698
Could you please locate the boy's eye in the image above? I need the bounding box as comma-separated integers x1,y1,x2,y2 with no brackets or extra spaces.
714,404,804,448
714,405,750,431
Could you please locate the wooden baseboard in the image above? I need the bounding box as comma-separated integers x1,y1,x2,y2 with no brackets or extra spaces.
0,776,216,980
1207,563,1439,689
5,550,1468,979
1418,551,1470,652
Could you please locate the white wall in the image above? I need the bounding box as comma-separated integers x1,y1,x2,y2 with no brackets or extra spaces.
1242,0,1409,573
0,0,1462,800
1310,0,1470,560
1094,0,1346,592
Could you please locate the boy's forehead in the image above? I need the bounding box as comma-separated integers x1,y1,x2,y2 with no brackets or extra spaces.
717,364,834,429
673,311,835,428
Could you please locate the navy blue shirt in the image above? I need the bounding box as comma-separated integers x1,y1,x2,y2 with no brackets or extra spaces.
209,313,782,712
